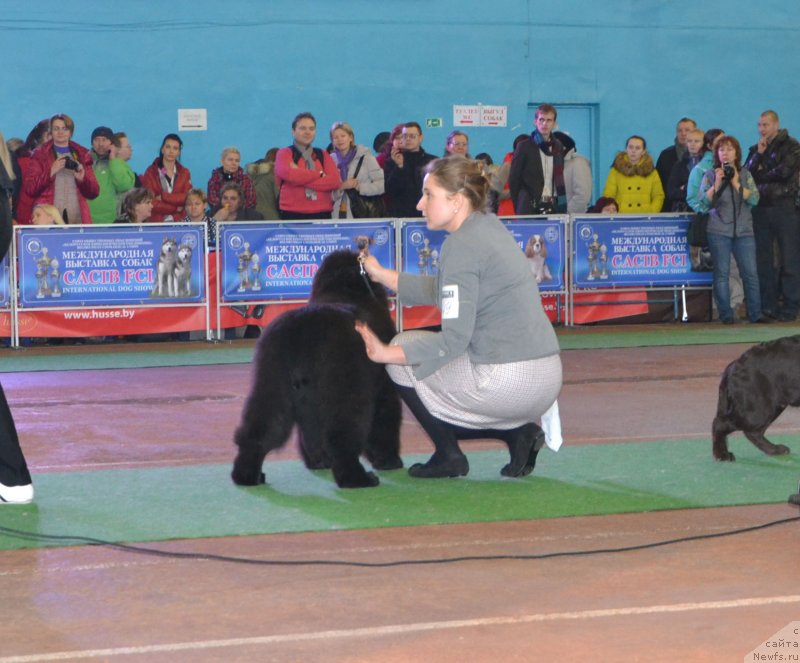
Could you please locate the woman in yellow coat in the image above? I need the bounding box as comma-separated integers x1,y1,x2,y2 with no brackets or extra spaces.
602,136,665,213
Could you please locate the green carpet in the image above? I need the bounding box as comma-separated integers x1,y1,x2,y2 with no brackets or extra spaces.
0,436,797,551
0,325,796,373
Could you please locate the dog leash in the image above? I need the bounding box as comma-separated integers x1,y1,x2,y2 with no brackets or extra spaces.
357,252,378,300
357,239,378,300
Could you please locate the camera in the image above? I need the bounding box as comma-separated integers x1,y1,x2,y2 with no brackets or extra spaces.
722,163,735,179
63,157,79,171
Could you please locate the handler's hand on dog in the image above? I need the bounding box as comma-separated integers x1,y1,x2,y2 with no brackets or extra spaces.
354,321,406,365
354,321,383,361
355,321,407,365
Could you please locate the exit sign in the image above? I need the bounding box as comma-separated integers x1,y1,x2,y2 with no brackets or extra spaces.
426,118,442,129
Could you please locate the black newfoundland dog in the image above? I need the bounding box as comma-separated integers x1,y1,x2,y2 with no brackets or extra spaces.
231,250,403,488
712,334,799,461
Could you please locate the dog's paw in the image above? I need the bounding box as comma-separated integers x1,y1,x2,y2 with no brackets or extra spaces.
231,468,266,485
767,444,791,456
336,471,380,489
369,455,404,471
714,451,736,462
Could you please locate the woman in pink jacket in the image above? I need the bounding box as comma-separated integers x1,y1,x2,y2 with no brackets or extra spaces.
274,112,341,219
24,114,99,224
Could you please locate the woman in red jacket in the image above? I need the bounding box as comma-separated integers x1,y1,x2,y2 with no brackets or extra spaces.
12,119,50,224
24,114,99,224
140,133,193,222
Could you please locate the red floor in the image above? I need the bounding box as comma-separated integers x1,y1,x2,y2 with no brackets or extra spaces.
1,337,799,662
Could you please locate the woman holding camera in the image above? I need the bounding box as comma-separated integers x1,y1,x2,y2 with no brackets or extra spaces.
25,114,99,224
699,135,766,324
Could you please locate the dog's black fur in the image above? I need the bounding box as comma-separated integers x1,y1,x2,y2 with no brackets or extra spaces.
712,334,799,461
231,250,403,488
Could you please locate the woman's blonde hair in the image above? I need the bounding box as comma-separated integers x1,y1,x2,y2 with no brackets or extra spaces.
185,188,207,205
329,121,355,146
220,146,240,161
32,204,65,225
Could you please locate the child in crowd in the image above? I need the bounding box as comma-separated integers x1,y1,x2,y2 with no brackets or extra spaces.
182,188,215,248
31,204,65,225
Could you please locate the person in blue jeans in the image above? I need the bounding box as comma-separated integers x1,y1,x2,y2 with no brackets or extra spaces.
700,135,769,324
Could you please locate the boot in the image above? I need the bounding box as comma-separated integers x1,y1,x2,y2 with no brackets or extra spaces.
396,386,468,478
498,423,546,477
449,422,545,477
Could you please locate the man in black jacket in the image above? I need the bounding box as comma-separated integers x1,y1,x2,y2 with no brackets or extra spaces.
656,117,697,211
384,122,436,217
745,110,800,321
508,104,566,215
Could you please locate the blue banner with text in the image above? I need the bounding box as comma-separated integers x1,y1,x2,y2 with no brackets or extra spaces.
217,221,395,301
17,225,206,308
572,216,712,288
401,218,566,291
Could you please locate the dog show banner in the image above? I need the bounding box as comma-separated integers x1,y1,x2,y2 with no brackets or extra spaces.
399,218,568,328
16,225,206,308
217,221,394,301
500,218,566,292
571,215,713,288
400,219,566,291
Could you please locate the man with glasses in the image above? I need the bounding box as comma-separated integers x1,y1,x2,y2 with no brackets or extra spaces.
385,122,437,217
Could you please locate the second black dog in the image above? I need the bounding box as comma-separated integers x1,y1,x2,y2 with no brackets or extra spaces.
231,250,403,488
712,334,799,461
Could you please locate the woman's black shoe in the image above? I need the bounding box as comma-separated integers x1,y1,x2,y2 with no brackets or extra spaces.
396,385,469,478
500,423,546,477
408,453,469,478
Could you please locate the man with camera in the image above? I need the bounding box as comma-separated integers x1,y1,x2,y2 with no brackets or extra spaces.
745,110,800,321
509,104,567,215
384,122,437,218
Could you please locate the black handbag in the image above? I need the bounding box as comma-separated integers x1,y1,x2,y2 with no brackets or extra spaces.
345,156,386,218
687,212,709,247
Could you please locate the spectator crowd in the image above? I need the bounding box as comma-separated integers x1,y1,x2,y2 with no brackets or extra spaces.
2,104,800,323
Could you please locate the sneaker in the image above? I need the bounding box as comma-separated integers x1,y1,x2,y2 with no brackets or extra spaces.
0,482,34,504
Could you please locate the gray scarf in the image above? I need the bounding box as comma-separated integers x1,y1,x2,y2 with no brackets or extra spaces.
293,141,318,201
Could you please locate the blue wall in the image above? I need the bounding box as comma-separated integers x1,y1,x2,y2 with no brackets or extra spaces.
3,1,800,198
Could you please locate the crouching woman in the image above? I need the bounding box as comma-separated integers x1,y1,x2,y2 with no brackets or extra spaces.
355,158,562,478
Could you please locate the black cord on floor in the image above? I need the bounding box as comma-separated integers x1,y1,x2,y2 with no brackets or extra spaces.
0,515,798,568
